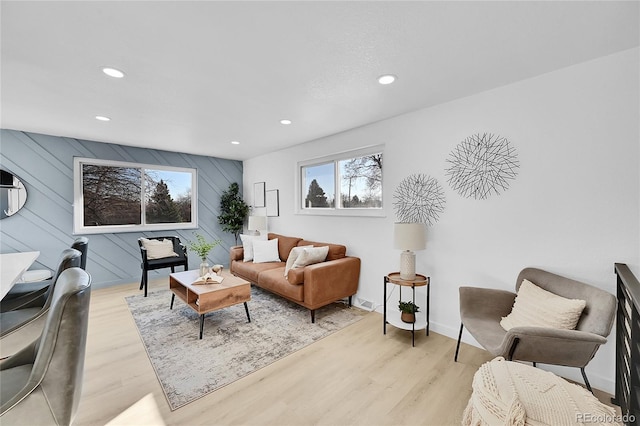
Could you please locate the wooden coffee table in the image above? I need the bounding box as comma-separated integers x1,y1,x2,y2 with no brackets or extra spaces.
169,269,251,339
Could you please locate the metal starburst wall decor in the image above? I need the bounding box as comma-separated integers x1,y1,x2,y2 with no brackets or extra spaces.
445,133,519,200
393,174,446,226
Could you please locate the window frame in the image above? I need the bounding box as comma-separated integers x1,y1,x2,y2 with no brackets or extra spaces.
295,145,384,217
73,157,198,234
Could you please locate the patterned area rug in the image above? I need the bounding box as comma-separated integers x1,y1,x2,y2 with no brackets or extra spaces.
125,286,366,410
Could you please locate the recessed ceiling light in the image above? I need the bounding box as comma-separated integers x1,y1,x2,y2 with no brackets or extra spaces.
102,67,125,78
280,119,292,125
378,74,397,85
95,115,111,121
231,141,240,145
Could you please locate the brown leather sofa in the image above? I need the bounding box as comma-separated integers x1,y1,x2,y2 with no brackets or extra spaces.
230,233,360,322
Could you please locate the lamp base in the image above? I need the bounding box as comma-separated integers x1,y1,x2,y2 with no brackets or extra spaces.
399,250,416,280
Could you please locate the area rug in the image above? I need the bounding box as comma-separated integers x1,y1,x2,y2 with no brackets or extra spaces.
125,286,366,410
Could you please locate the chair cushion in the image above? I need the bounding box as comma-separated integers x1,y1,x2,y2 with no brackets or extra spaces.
141,238,179,260
500,279,586,331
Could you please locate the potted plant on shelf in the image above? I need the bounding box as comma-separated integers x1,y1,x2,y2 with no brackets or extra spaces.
188,233,222,276
398,301,420,323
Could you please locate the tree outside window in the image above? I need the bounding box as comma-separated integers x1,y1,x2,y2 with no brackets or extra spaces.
300,149,383,212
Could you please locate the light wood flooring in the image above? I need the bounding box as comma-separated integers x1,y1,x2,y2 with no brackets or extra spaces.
74,279,613,426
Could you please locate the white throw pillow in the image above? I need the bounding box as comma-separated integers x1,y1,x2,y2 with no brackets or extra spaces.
500,279,587,331
240,234,267,262
252,238,281,263
292,246,329,269
141,238,179,260
284,245,313,277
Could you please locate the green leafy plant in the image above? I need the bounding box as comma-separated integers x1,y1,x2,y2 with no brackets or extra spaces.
398,301,420,314
188,233,221,260
217,182,250,245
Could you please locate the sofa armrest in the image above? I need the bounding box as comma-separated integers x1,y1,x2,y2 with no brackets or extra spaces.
230,245,244,262
303,257,360,308
497,326,607,367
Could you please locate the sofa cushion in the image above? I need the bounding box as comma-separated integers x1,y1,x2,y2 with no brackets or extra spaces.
297,240,346,261
293,246,329,269
232,260,283,283
253,239,281,263
258,267,304,302
268,233,302,261
284,245,313,277
240,234,267,261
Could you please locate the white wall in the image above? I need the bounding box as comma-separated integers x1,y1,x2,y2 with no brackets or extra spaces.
243,47,639,393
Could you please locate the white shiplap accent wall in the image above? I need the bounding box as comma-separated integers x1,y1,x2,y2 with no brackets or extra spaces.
0,129,243,289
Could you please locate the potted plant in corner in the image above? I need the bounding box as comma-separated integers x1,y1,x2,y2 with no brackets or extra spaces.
218,182,250,245
188,232,222,276
398,301,420,323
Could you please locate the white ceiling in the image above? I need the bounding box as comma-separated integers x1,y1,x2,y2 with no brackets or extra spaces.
1,1,638,161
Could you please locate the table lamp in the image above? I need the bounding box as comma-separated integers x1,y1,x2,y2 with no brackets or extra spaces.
394,222,426,280
248,215,267,235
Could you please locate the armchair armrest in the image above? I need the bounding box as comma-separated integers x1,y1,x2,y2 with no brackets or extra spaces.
459,286,516,321
303,257,360,308
498,326,607,367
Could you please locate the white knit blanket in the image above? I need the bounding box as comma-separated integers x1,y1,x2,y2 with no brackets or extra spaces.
462,357,620,426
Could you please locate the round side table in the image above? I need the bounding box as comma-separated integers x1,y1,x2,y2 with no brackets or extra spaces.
383,272,430,347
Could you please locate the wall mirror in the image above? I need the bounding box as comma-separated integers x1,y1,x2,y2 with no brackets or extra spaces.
0,169,28,219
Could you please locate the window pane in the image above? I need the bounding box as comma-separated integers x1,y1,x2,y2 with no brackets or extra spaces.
145,169,192,224
82,164,142,226
302,163,334,208
339,153,382,208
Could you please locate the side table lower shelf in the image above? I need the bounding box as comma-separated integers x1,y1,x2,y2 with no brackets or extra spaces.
385,310,428,332
384,272,430,347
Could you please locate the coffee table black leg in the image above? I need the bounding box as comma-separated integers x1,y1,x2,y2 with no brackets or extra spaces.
199,314,205,339
170,293,175,309
244,302,251,323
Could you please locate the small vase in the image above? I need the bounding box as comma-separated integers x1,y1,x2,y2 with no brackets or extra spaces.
401,312,415,323
199,259,210,277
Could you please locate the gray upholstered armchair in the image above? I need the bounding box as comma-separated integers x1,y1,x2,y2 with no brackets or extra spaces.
454,267,616,392
0,267,91,425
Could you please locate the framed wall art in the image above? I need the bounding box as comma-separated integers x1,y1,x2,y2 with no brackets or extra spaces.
254,182,266,207
266,189,279,217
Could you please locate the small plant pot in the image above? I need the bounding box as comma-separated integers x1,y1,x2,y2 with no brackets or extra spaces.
401,312,416,323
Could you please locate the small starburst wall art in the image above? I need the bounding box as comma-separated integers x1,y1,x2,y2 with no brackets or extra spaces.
445,133,519,200
393,174,446,226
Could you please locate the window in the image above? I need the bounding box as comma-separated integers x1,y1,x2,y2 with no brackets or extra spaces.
297,146,383,216
73,158,197,234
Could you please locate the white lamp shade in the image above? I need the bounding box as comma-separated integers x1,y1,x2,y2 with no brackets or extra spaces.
394,223,426,251
248,215,267,231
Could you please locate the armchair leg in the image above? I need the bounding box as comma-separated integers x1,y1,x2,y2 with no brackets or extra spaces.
580,368,593,393
454,323,464,362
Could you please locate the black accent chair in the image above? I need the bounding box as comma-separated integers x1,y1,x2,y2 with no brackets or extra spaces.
138,236,188,297
0,248,82,337
0,237,89,311
0,267,91,425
